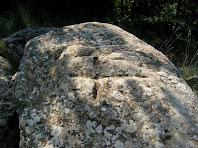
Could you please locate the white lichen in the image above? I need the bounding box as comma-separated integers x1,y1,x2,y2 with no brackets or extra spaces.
114,140,124,148
111,91,125,100
95,125,103,134
136,48,142,52
193,135,198,141
68,93,75,100
101,107,107,112
157,72,167,77
27,119,34,126
111,133,120,141
121,121,137,134
25,126,34,134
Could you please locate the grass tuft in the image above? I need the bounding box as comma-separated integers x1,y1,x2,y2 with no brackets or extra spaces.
179,62,198,96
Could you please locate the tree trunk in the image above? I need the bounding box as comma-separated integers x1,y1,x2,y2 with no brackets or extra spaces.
130,0,135,19
176,0,181,17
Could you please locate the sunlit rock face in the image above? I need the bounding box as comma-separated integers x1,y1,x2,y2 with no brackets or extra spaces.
14,22,198,148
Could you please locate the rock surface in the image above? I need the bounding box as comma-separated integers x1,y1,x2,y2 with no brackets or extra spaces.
1,27,54,58
11,22,198,147
0,75,20,148
0,56,13,76
0,28,55,148
1,27,55,73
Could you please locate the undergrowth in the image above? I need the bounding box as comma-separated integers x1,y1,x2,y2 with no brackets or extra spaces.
180,62,198,80
179,62,198,96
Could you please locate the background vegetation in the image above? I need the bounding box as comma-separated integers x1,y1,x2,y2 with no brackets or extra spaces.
0,0,198,94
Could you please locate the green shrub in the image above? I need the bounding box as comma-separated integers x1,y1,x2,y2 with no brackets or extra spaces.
0,12,18,38
179,62,198,96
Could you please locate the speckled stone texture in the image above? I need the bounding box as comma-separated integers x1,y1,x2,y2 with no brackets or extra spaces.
0,27,55,148
2,27,54,58
0,56,13,76
1,27,55,73
14,22,198,148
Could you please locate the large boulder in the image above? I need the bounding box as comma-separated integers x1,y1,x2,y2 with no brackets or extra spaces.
1,27,54,58
1,27,55,73
14,22,198,147
0,27,55,148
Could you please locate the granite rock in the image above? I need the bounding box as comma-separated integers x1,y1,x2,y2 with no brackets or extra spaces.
0,56,13,76
0,75,20,148
1,27,54,57
1,27,55,72
0,27,56,148
12,22,198,147
0,56,15,127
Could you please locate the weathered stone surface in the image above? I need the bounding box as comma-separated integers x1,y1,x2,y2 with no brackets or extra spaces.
0,75,20,148
0,28,55,148
0,76,11,126
2,27,54,57
1,27,55,72
0,56,15,127
14,22,198,147
0,27,54,124
0,56,13,76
